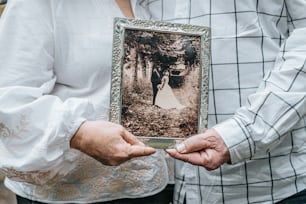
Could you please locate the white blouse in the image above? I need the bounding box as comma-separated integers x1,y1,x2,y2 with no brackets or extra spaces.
0,0,169,203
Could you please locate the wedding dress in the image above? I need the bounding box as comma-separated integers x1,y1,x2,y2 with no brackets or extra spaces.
155,75,186,110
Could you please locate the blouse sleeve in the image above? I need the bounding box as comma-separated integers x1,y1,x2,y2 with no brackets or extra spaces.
213,1,306,164
0,0,95,185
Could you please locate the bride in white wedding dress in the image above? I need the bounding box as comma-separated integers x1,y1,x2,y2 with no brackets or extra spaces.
155,70,186,110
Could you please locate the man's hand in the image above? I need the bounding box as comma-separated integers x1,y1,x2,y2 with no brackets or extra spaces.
166,128,230,170
70,121,156,166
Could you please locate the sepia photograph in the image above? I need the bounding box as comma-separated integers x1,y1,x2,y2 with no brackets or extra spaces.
110,18,210,148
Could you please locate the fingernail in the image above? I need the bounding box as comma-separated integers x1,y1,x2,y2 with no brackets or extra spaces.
176,143,186,153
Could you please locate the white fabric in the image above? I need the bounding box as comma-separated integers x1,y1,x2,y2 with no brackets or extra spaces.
155,74,186,110
0,0,169,203
141,0,306,203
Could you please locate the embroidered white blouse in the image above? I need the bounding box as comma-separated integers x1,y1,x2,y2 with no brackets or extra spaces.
0,0,170,203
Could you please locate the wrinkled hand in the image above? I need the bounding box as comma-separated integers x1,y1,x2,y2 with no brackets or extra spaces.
70,121,156,166
166,128,230,170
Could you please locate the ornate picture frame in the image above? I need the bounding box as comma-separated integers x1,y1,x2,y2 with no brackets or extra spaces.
110,17,210,149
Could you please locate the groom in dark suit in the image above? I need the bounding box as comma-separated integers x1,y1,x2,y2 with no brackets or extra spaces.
151,66,162,105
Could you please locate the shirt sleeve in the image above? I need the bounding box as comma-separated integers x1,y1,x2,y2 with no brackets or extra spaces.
213,1,306,164
0,0,95,185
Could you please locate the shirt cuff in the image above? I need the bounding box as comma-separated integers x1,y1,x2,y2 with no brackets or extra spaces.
63,117,87,161
62,99,95,165
213,118,254,164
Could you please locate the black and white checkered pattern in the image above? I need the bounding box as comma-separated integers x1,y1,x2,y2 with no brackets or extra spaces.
140,0,306,203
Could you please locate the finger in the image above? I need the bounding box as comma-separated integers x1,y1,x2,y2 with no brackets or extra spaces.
165,149,178,157
166,149,205,166
176,135,210,153
128,145,156,157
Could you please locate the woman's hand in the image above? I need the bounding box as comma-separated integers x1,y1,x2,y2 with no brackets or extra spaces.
70,121,156,166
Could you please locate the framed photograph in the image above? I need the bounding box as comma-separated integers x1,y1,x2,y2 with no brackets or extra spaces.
110,17,210,149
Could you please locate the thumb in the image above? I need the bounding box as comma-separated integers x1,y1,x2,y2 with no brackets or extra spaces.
128,145,156,157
